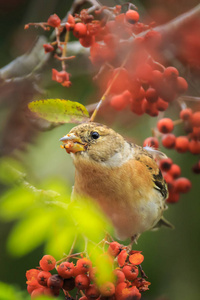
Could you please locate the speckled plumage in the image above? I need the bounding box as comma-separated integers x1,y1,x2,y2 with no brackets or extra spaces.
60,122,172,241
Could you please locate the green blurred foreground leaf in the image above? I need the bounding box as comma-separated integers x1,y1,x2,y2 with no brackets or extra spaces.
28,99,89,123
0,159,112,259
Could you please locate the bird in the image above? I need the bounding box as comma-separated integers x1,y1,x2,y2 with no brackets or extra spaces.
60,122,173,242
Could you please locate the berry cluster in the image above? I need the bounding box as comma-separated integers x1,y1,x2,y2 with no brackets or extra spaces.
159,158,192,203
25,5,188,114
26,242,150,299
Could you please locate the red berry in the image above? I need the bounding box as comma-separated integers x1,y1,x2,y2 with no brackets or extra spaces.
162,134,176,149
192,161,200,174
108,68,131,94
168,164,181,179
108,241,121,256
189,139,200,154
39,255,56,271
47,14,61,27
47,274,63,289
175,136,189,153
99,282,115,297
57,262,74,278
156,97,169,111
150,70,163,88
180,108,193,121
76,258,92,274
26,269,40,280
145,88,158,103
122,265,139,281
31,287,45,298
142,99,159,117
131,101,145,115
164,67,179,80
85,284,100,299
79,34,95,47
73,23,87,38
157,118,174,133
176,77,188,93
66,14,75,30
117,250,128,267
43,44,54,53
129,252,144,265
191,111,200,127
143,137,159,149
125,10,139,24
113,269,126,285
174,177,192,193
110,91,131,111
159,158,173,171
75,274,90,290
166,192,180,203
37,271,51,286
63,277,75,291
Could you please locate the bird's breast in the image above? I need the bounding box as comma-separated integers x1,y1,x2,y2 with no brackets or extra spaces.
73,158,165,240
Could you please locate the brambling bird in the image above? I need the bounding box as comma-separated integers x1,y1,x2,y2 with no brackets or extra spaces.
60,122,173,242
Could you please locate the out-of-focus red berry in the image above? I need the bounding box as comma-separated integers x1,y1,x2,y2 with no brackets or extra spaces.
180,108,193,121
113,269,126,285
175,136,189,153
142,99,159,117
168,164,181,179
47,14,61,27
191,111,200,127
73,23,87,38
75,274,90,290
159,158,173,171
79,34,95,47
31,287,45,298
156,98,169,111
43,44,54,53
39,255,56,271
174,177,192,193
166,192,180,203
164,66,179,80
189,139,200,154
125,10,139,24
162,134,176,149
85,284,100,299
176,77,188,93
145,88,158,103
99,281,115,297
66,14,75,30
157,118,174,133
143,137,159,149
192,161,200,174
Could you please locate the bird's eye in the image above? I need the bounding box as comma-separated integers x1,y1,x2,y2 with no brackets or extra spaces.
91,131,100,139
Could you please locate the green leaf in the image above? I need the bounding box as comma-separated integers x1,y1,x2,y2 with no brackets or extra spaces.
0,187,35,221
28,99,89,123
7,210,52,256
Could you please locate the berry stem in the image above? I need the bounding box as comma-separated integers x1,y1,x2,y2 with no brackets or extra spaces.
173,119,183,126
90,55,129,122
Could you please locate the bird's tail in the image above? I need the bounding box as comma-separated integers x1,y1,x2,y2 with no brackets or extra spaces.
152,217,174,230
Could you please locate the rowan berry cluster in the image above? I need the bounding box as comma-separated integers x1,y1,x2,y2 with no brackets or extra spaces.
26,242,150,299
25,4,187,113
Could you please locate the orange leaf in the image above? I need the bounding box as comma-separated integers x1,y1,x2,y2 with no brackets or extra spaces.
129,253,144,265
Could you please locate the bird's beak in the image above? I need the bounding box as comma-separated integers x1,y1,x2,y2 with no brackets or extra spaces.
59,133,86,154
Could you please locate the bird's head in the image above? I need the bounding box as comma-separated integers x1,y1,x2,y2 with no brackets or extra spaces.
60,122,126,164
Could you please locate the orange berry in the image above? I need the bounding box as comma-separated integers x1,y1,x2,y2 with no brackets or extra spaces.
175,136,189,153
99,282,115,297
156,98,169,111
189,139,200,154
113,269,126,284
57,262,74,278
157,118,174,133
108,241,121,257
85,284,100,299
159,158,173,171
166,192,180,203
168,164,181,179
162,133,176,149
191,111,200,127
176,76,188,93
143,137,159,149
122,265,139,281
73,23,87,38
117,250,128,267
164,66,179,80
180,108,193,121
129,252,144,265
75,274,90,290
39,255,56,271
145,88,158,103
79,34,95,47
47,14,61,27
125,10,139,24
174,177,192,193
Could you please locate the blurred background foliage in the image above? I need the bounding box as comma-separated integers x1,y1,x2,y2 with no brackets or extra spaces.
0,0,200,300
